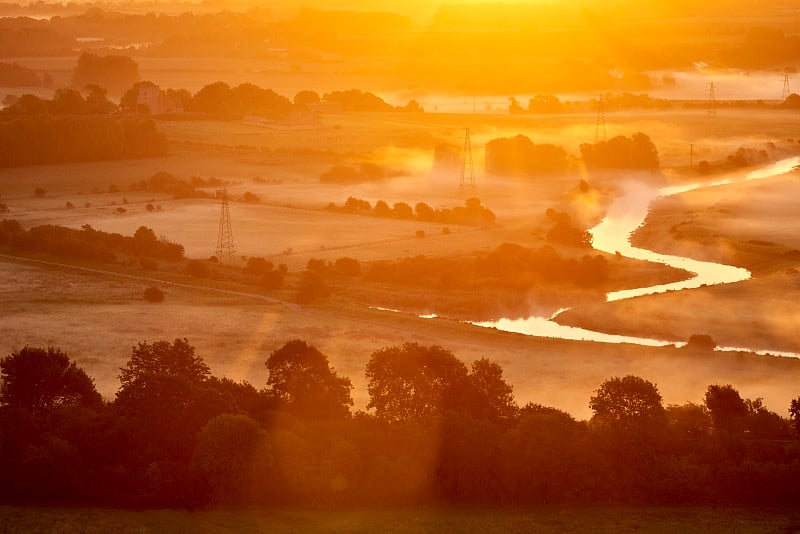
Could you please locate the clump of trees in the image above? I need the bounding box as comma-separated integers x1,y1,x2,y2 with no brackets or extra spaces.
0,221,184,263
485,135,570,176
0,114,166,167
580,132,660,171
320,162,392,184
0,62,44,87
696,146,772,175
545,208,593,248
367,242,609,291
71,52,140,95
327,197,496,226
128,171,224,199
1,338,799,508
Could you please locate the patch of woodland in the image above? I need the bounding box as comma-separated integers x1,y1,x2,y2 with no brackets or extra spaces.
128,171,226,199
0,220,184,263
1,338,799,508
693,142,800,176
0,88,166,167
325,197,496,226
484,132,659,179
0,61,44,87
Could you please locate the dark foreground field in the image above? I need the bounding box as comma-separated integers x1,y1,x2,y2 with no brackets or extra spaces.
1,506,799,534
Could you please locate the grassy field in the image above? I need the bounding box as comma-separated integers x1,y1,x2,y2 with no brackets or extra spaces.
1,505,799,534
3,107,800,418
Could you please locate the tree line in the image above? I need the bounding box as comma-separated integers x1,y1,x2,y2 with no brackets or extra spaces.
0,220,184,264
326,196,496,227
485,132,659,177
1,338,799,508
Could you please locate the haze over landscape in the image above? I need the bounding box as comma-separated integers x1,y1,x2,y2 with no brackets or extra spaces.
1,0,800,531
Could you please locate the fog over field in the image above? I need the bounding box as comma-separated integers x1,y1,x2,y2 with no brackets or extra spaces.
1,0,800,524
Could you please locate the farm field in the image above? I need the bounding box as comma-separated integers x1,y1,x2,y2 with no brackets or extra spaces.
2,105,800,418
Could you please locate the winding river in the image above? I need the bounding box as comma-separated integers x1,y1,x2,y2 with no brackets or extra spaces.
476,156,800,357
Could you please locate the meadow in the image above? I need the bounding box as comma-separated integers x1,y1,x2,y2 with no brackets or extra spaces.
2,105,800,418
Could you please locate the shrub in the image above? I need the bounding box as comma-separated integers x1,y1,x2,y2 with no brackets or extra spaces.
416,230,426,238
334,257,360,276
242,191,260,203
143,286,165,302
245,256,273,275
146,203,155,212
296,271,330,304
34,187,46,197
186,259,209,278
262,270,284,289
307,258,328,273
65,201,74,209
685,334,716,351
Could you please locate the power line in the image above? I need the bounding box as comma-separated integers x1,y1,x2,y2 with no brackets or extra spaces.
458,127,477,197
215,188,236,264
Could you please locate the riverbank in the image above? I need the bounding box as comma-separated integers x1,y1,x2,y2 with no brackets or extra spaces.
557,162,800,354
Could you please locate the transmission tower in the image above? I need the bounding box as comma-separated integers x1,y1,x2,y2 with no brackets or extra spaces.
594,94,606,144
458,127,477,197
782,74,791,100
215,188,236,264
706,82,717,117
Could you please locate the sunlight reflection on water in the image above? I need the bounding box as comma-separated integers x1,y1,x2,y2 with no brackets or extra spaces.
475,156,800,356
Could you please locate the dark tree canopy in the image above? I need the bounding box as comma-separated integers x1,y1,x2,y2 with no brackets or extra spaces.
485,134,569,176
265,339,353,419
466,358,517,422
790,396,800,438
704,384,748,436
71,52,140,95
580,132,660,171
589,375,666,431
0,346,102,413
365,343,469,422
119,338,211,391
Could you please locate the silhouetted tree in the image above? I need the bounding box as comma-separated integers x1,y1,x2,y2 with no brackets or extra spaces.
119,338,211,390
0,346,102,414
704,384,748,436
790,396,800,438
365,343,469,422
465,358,517,422
666,402,712,439
265,340,353,419
71,52,140,95
590,375,666,432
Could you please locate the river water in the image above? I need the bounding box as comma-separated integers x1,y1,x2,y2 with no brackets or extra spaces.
476,156,800,356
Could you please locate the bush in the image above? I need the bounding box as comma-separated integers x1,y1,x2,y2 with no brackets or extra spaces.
143,286,165,302
296,271,330,304
307,258,328,273
262,270,284,289
245,256,273,275
685,334,716,350
334,257,360,276
34,187,46,198
416,230,426,238
186,259,209,278
242,191,260,203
